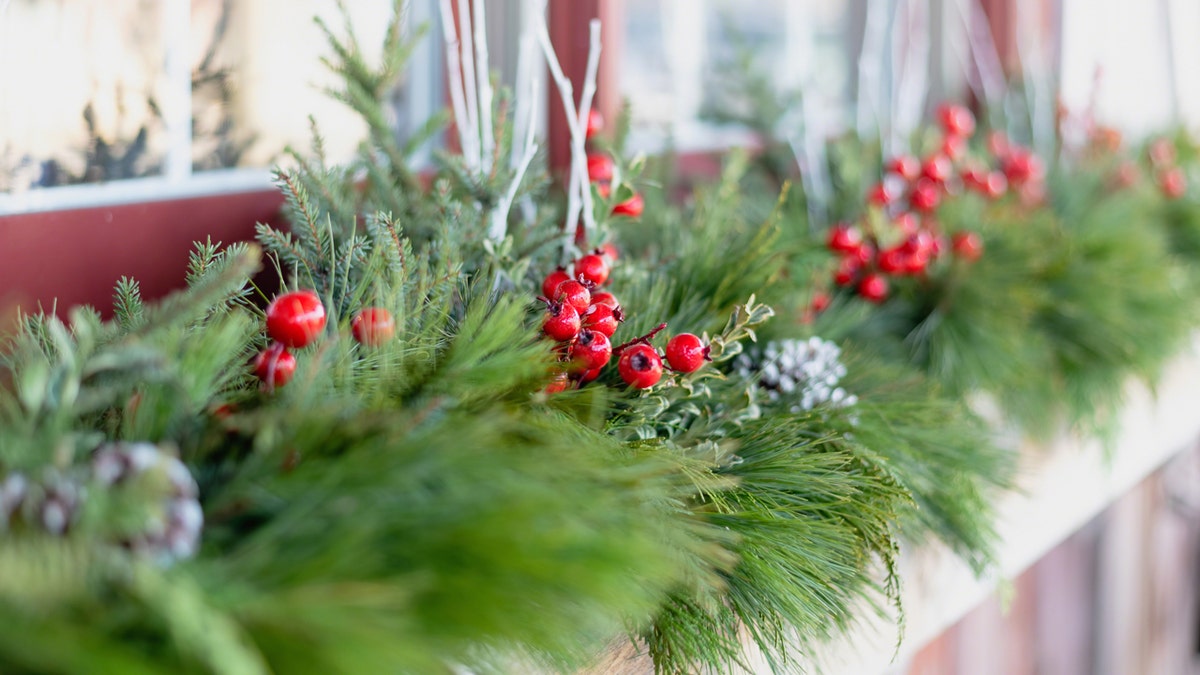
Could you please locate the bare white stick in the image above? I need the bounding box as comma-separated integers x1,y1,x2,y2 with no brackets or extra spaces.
456,0,482,170
472,0,495,172
856,0,888,143
490,76,541,241
535,14,584,256
957,0,1008,113
438,0,479,171
511,31,536,169
893,0,931,155
572,21,603,240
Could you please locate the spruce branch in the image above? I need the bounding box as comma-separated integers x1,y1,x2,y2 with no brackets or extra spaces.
112,277,145,333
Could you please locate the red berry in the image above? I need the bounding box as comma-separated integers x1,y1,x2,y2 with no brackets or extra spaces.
543,302,582,342
867,181,896,207
937,103,976,138
910,179,942,212
903,250,930,274
585,109,604,140
877,247,907,274
833,256,862,286
542,267,572,298
941,134,967,161
1160,168,1187,199
596,182,612,199
575,253,611,286
827,223,864,254
582,303,622,337
665,333,708,374
544,371,570,395
600,243,619,262
893,212,919,235
987,131,1010,158
961,164,988,191
351,307,395,347
587,153,615,182
982,171,1008,199
952,232,984,261
265,290,326,349
886,155,921,181
617,343,663,389
554,280,591,313
1150,138,1176,167
810,291,831,314
254,344,297,388
578,367,603,385
1114,161,1140,188
612,193,645,218
921,155,953,183
857,274,889,303
569,329,612,371
1001,149,1043,186
590,291,620,309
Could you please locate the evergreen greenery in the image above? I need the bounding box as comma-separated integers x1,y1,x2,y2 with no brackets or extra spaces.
2,5,1200,674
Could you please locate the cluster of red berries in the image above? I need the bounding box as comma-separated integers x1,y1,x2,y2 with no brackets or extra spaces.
253,290,396,389
538,247,709,391
1148,138,1188,200
584,111,644,218
818,104,1010,307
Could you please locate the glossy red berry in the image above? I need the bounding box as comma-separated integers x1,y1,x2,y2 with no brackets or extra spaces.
575,253,611,286
941,134,967,161
987,131,1010,158
937,103,976,138
893,212,919,234
867,181,896,207
810,291,831,314
582,303,622,337
1160,168,1187,199
570,329,613,371
1001,149,1043,186
544,371,570,395
543,302,582,342
265,290,326,349
612,193,645,218
877,247,907,274
351,307,395,347
599,243,619,262
590,291,620,309
886,155,921,181
952,232,984,261
617,343,663,389
553,280,591,313
910,179,942,212
921,155,953,184
578,367,603,385
665,333,708,373
833,256,862,287
542,267,571,298
1150,138,1176,167
254,344,297,388
857,274,889,303
827,223,863,254
585,109,604,139
587,153,614,182
982,171,1008,199
1114,161,1140,188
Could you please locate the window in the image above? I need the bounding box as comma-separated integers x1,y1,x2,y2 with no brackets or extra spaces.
0,0,443,214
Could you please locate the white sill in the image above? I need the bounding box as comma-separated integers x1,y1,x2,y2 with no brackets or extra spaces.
797,334,1200,675
0,167,277,216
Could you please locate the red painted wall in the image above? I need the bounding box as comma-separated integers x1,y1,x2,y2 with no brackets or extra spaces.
0,189,282,322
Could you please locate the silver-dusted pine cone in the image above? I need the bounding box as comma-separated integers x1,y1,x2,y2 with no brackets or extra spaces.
91,442,203,564
735,337,858,413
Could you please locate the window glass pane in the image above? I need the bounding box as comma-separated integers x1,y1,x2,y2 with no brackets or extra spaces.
0,0,170,192
617,0,853,150
190,0,441,173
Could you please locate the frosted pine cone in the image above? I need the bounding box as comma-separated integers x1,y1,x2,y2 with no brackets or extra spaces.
91,442,203,564
735,337,858,413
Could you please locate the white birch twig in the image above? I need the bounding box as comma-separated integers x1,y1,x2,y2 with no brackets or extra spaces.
472,0,495,172
438,0,479,171
456,0,482,170
490,76,541,241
